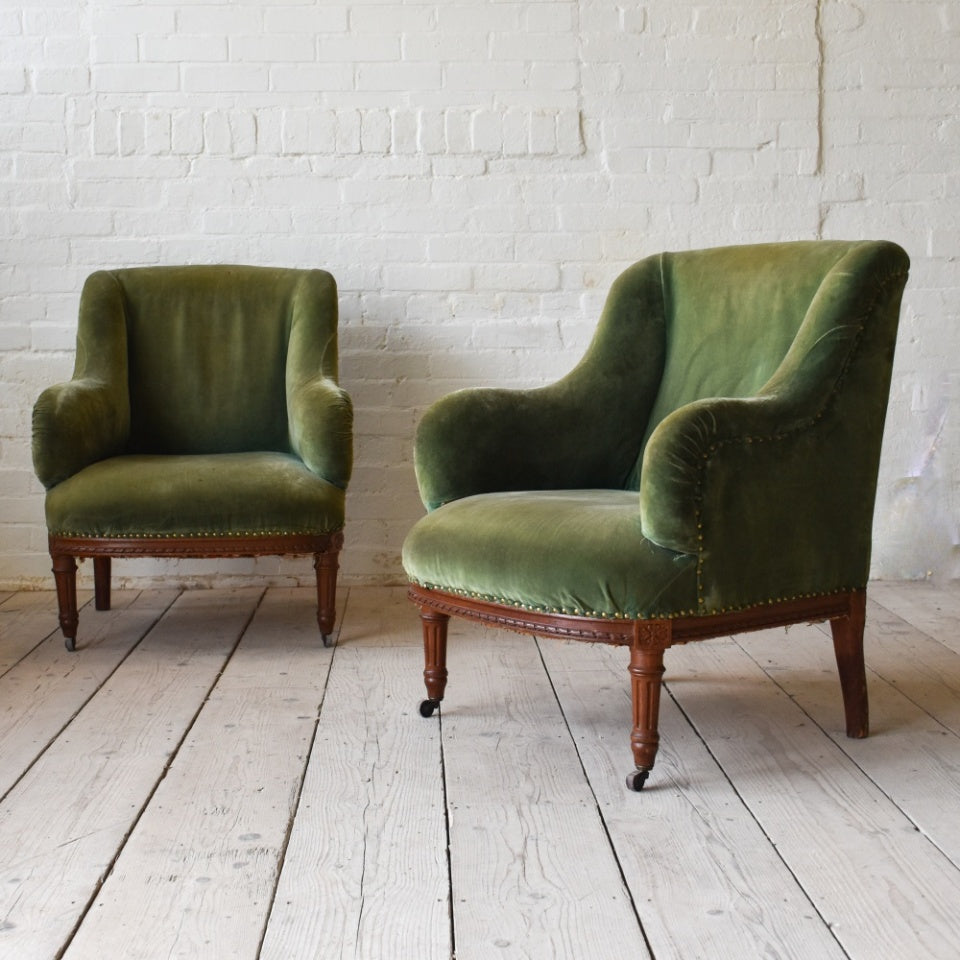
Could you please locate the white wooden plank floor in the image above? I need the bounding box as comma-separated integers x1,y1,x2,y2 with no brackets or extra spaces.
2,581,960,959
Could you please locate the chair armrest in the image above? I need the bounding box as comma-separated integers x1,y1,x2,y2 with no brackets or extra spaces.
640,243,908,611
33,378,129,489
412,384,623,510
639,392,813,553
33,270,132,489
288,377,353,489
640,389,886,611
415,259,668,510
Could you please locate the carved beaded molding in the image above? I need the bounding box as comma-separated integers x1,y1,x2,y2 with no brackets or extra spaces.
407,576,860,626
407,583,861,648
49,530,344,559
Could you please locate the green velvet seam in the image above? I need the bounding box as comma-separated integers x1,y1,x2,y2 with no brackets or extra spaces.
404,240,909,621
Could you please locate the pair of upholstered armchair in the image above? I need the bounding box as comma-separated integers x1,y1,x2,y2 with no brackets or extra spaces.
34,241,909,790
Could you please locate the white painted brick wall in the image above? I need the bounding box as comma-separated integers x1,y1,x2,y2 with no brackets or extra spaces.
1,0,957,590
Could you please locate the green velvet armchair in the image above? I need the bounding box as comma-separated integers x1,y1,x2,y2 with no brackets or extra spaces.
33,265,352,651
403,240,909,791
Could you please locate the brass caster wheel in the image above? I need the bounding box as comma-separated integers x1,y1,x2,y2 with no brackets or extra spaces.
419,699,440,718
625,769,649,792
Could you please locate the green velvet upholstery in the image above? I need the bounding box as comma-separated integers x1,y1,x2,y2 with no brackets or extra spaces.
403,240,909,621
33,265,352,539
44,453,346,539
411,258,667,509
404,490,698,619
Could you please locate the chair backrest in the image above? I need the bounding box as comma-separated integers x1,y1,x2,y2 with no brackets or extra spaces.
627,241,871,486
105,265,335,455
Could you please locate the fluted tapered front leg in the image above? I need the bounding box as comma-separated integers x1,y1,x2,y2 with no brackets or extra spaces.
626,620,672,790
419,607,449,717
52,553,79,651
313,540,342,646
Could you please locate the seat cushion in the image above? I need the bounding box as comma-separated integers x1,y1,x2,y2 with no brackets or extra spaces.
402,490,698,620
45,452,345,538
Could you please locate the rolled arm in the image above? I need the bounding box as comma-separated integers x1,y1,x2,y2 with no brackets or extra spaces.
640,243,907,611
640,388,888,612
288,377,353,489
640,241,907,558
33,378,129,489
415,386,569,510
33,271,132,489
414,379,649,511
639,392,822,554
415,259,669,510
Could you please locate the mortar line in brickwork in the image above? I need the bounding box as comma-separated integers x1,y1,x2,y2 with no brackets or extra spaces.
814,0,826,180
574,0,584,130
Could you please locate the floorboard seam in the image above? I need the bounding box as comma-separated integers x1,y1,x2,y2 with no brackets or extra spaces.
662,678,853,960
0,590,181,808
54,587,264,960
735,634,960,876
0,597,94,681
438,702,457,959
532,635,655,959
254,587,346,959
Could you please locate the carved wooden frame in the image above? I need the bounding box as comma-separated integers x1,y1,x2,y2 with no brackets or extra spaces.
408,584,868,791
50,531,344,652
